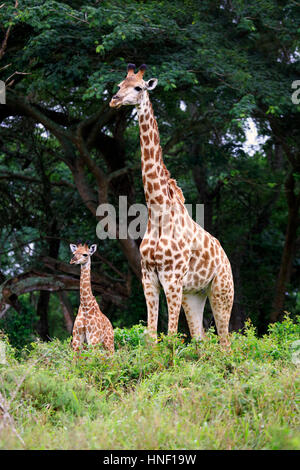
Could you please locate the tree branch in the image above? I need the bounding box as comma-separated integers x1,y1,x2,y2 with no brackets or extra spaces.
0,170,75,188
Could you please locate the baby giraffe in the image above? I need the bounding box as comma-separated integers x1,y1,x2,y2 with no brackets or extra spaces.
69,241,114,353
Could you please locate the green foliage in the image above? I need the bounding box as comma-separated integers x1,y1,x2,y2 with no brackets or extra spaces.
0,296,38,351
229,94,257,133
0,318,299,449
0,0,300,341
114,322,147,348
230,315,300,363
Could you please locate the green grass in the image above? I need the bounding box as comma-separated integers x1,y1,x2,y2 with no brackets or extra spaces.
0,316,299,450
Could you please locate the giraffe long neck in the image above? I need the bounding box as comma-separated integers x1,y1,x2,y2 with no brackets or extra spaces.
80,260,93,306
137,92,170,207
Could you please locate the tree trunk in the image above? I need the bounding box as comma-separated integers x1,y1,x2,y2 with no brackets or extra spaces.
229,255,245,332
270,172,300,322
57,292,74,334
36,216,60,340
36,291,51,341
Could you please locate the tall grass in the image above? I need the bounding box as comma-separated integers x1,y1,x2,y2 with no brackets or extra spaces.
0,316,299,449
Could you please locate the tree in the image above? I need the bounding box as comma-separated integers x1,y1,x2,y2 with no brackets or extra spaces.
0,0,299,341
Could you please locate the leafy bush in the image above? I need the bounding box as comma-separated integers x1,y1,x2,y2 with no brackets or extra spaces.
0,317,299,449
0,297,38,351
114,323,147,349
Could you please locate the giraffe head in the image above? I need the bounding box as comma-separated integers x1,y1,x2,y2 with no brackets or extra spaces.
69,241,97,265
109,63,158,109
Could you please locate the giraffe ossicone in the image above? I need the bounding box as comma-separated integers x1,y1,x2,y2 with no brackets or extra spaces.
109,64,234,349
70,242,114,353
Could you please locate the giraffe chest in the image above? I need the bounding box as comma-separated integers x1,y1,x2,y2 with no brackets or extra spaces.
140,206,194,267
140,233,191,273
76,301,106,341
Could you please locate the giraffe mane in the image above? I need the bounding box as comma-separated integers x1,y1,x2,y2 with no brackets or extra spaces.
168,178,185,203
159,151,185,203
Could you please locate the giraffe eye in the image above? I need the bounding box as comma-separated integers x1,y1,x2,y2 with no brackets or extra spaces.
82,254,88,257
134,86,142,92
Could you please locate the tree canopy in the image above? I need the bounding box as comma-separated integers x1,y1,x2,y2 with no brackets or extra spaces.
0,0,299,345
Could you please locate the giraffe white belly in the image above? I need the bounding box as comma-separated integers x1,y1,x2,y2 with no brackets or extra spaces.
182,270,215,295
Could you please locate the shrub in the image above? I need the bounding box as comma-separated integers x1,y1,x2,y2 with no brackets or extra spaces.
0,317,299,450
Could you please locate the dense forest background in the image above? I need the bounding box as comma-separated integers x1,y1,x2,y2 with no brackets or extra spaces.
0,0,299,348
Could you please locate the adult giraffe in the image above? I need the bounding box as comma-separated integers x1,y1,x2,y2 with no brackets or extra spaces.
110,64,234,348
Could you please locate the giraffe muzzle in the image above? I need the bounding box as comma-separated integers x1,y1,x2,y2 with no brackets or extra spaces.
109,96,122,108
70,256,78,264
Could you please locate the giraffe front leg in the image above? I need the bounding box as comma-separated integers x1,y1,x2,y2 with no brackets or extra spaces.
71,328,86,361
71,309,85,357
142,267,160,340
72,330,81,352
160,277,183,335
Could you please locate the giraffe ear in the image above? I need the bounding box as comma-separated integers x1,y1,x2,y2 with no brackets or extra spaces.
89,244,97,256
145,78,158,91
70,244,77,253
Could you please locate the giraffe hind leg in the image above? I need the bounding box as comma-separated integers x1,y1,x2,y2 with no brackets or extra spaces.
207,271,234,349
182,293,207,340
